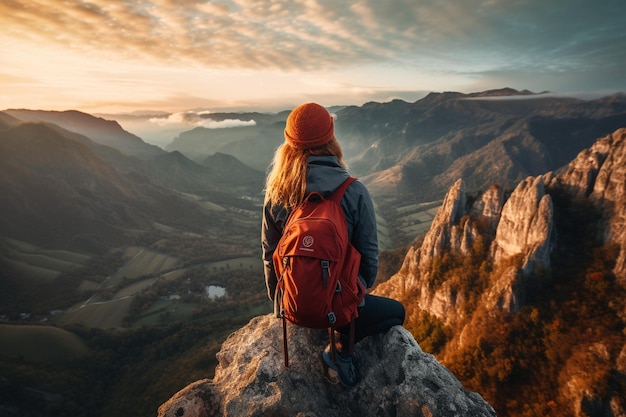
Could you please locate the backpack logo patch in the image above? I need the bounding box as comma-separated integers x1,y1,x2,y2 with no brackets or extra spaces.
301,235,314,250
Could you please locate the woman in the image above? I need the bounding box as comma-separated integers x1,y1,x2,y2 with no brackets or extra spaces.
262,102,405,387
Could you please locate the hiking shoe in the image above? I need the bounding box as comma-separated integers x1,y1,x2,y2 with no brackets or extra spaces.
322,344,359,388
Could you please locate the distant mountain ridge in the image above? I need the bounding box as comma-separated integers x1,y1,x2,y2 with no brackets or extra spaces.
4,109,163,158
164,88,626,246
337,90,626,199
165,89,626,202
166,117,287,171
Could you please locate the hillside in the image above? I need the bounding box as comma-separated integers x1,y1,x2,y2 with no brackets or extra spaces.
4,109,163,158
341,91,626,198
0,114,270,417
0,122,148,251
166,115,287,171
0,120,232,252
2,110,265,195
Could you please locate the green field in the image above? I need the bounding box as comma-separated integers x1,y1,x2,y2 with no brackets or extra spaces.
373,199,441,248
0,324,89,363
50,252,260,329
114,277,158,297
132,299,202,326
1,237,91,281
108,247,180,284
54,297,134,329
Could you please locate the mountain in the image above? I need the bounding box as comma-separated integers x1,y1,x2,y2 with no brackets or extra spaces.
163,89,626,247
0,121,209,252
0,112,266,253
157,315,496,417
0,111,21,129
4,109,163,158
166,112,288,171
200,152,265,188
165,90,626,204
375,128,626,417
2,109,266,194
338,90,626,199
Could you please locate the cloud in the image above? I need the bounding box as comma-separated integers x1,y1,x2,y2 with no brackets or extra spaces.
197,118,257,129
1,0,618,76
1,0,624,112
0,1,523,70
149,111,256,129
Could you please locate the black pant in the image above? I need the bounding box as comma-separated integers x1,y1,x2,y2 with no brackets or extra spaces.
337,294,405,350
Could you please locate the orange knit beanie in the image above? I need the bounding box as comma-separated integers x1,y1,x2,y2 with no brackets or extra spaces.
284,103,334,150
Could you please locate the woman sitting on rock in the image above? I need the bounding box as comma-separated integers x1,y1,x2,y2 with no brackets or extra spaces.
262,102,405,387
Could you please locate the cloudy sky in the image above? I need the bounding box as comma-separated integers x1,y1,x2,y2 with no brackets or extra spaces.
1,0,625,114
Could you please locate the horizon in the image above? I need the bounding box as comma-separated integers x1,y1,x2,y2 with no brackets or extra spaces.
2,1,625,115
5,88,625,149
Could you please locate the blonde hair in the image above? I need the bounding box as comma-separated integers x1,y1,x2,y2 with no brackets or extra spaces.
264,137,346,210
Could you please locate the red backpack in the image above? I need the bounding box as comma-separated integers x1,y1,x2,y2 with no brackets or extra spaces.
273,177,366,368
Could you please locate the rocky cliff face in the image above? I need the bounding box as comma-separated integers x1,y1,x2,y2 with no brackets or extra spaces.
376,172,556,320
377,128,626,320
157,314,496,417
375,128,626,417
548,128,626,285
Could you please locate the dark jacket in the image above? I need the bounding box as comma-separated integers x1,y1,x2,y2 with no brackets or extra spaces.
261,155,379,304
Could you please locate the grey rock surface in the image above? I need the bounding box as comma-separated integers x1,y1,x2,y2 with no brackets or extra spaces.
157,314,496,417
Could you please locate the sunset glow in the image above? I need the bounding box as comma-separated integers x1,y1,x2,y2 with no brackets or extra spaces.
1,0,625,114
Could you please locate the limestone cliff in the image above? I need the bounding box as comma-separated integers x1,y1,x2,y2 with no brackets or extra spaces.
374,127,626,417
377,128,626,319
157,314,496,417
376,173,555,319
548,127,626,285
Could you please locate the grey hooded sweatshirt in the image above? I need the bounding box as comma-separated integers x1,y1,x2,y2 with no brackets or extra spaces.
261,155,379,306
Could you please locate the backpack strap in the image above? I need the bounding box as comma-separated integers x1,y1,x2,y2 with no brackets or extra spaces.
282,315,289,368
328,177,357,205
274,271,290,369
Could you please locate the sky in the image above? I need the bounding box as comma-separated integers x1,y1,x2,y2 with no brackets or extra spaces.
1,0,626,116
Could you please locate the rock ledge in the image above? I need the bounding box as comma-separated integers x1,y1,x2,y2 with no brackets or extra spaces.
158,314,496,417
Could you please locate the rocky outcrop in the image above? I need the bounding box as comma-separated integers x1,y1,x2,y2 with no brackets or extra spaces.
157,314,496,417
487,175,554,311
491,176,554,273
374,127,626,416
549,128,626,283
379,128,626,320
422,179,466,257
377,172,554,318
